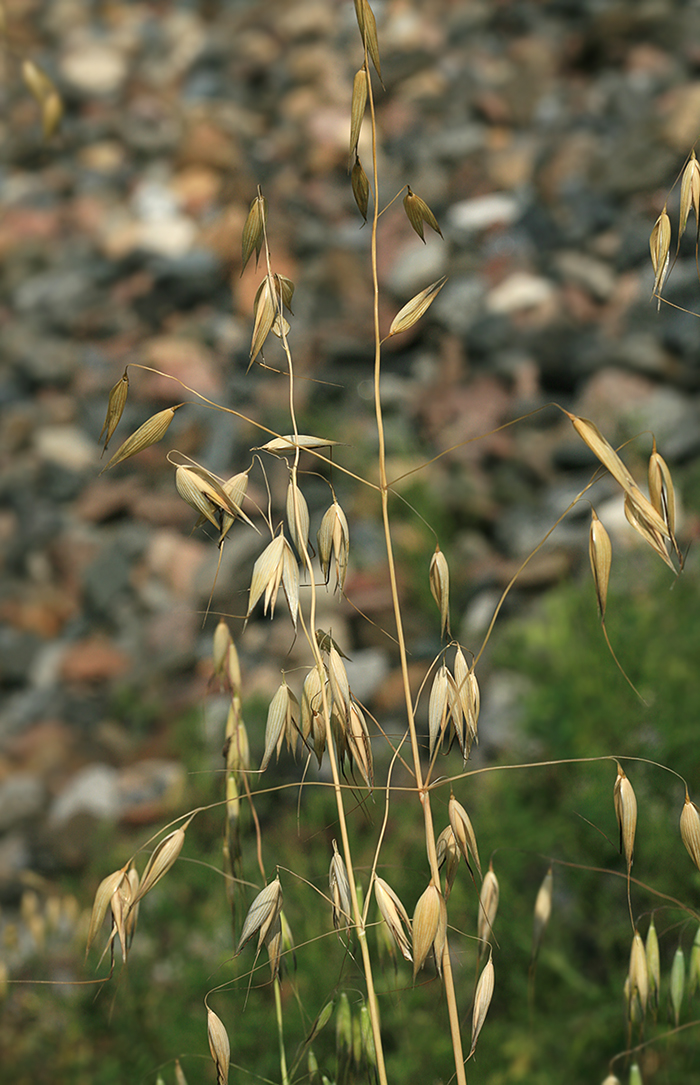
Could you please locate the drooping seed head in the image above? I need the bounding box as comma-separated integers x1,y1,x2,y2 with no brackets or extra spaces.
403,187,443,243
470,952,495,1057
374,877,412,962
589,510,612,619
207,1008,230,1085
680,792,700,870
236,876,283,955
387,276,447,338
429,546,450,639
613,763,637,873
99,369,129,453
412,881,442,979
477,863,499,948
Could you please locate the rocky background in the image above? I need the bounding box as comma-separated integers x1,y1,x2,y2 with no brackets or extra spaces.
2,0,700,983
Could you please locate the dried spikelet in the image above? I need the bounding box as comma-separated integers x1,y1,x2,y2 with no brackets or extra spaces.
218,469,253,543
175,465,222,529
131,826,187,907
351,155,370,221
317,501,350,591
241,191,267,274
429,546,450,638
286,478,310,559
374,877,412,962
99,369,129,452
613,763,637,873
679,151,700,250
646,916,660,1011
350,67,368,155
265,912,283,979
42,91,63,138
670,945,685,1027
531,866,553,964
250,274,276,364
623,492,675,572
328,643,351,727
403,187,443,243
275,273,295,314
174,1060,188,1085
589,509,612,619
428,665,451,759
347,700,373,789
629,929,648,1016
226,640,242,693
207,1008,230,1085
448,795,481,880
601,1076,621,1085
246,532,298,628
86,869,126,955
470,952,495,1057
648,441,677,544
689,925,700,996
629,1064,643,1085
353,0,381,78
101,405,180,473
454,647,479,751
477,864,499,947
225,717,249,777
649,206,671,307
329,841,352,933
261,681,299,771
236,877,283,955
436,825,460,898
256,434,340,454
22,58,54,102
301,665,324,740
213,618,232,679
387,276,447,338
226,773,240,828
680,791,700,870
412,881,442,979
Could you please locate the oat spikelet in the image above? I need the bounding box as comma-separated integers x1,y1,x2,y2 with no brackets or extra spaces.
688,924,700,996
261,681,299,771
629,1064,643,1085
99,369,129,453
329,841,352,934
623,492,675,572
680,791,700,870
86,868,127,955
387,276,447,338
256,434,339,455
351,155,370,221
601,1076,621,1084
648,440,679,561
213,618,232,680
241,190,267,274
470,952,495,1057
454,647,479,754
412,881,442,979
670,945,685,1027
477,863,499,948
649,205,671,308
236,877,283,955
428,665,451,759
350,67,368,155
679,151,700,250
429,546,450,638
436,825,460,898
246,532,298,629
317,501,350,591
353,0,381,79
531,866,553,964
403,187,443,243
374,877,412,962
628,929,648,1017
101,405,180,473
131,826,187,907
645,916,660,1012
286,478,310,559
589,509,612,620
448,794,481,880
613,763,637,872
250,274,276,364
207,1008,230,1085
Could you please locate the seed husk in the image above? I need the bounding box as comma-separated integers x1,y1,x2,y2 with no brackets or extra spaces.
241,192,267,274
623,492,675,572
646,916,660,1011
387,276,447,338
429,546,450,639
236,877,283,955
347,700,373,789
613,763,637,873
256,434,339,455
477,863,499,948
531,866,553,964
207,1008,230,1085
250,274,276,364
246,532,299,628
329,841,352,933
680,792,700,870
453,647,479,752
218,470,253,543
131,826,187,907
86,868,127,955
648,442,678,554
670,945,685,1026
470,952,495,1057
679,151,700,250
628,929,648,1016
649,206,671,307
286,478,310,559
436,825,460,898
448,794,481,880
261,681,298,772
412,881,442,979
353,0,381,79
101,405,181,473
589,509,612,619
317,501,350,591
99,369,129,452
351,155,370,221
403,187,443,243
350,67,368,155
374,877,412,962
213,619,232,679
428,665,451,759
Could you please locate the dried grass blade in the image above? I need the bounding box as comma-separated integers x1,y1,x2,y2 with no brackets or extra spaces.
261,683,291,772
286,479,310,559
428,665,450,759
247,534,285,621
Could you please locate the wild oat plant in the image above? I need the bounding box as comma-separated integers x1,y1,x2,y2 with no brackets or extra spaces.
83,7,700,1085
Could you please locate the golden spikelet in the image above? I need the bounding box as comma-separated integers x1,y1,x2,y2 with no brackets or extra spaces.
680,791,700,870
589,509,612,619
613,762,637,873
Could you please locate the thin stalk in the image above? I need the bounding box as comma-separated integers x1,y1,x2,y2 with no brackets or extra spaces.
273,974,289,1085
365,48,467,1085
